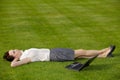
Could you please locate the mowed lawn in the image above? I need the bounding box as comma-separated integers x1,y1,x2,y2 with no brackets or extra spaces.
0,0,120,80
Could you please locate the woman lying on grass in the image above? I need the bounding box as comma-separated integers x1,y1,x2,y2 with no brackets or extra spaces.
3,45,115,67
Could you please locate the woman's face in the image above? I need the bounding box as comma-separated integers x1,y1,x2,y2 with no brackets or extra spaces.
9,49,22,58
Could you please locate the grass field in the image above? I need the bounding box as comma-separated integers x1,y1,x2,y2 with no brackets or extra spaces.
0,0,120,80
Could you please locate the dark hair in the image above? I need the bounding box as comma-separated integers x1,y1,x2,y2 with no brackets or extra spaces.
3,51,14,62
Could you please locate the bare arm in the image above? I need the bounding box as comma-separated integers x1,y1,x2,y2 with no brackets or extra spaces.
11,58,31,67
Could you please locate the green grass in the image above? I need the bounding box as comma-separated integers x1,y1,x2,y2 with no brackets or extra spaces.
0,0,120,80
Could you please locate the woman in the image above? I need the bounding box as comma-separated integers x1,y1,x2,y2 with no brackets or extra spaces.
3,45,115,67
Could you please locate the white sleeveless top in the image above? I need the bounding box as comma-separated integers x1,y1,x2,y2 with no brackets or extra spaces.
19,48,50,62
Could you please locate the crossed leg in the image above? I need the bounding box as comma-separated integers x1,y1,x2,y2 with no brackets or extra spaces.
74,47,111,58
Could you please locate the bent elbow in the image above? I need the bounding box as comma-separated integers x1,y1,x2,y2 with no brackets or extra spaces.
11,63,17,67
11,65,15,67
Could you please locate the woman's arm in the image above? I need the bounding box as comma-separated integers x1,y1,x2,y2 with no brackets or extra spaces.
11,58,31,67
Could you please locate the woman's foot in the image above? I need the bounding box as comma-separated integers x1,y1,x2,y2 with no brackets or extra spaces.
98,45,116,58
107,45,116,57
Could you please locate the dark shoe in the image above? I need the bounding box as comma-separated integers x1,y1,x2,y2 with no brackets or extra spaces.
107,45,116,57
